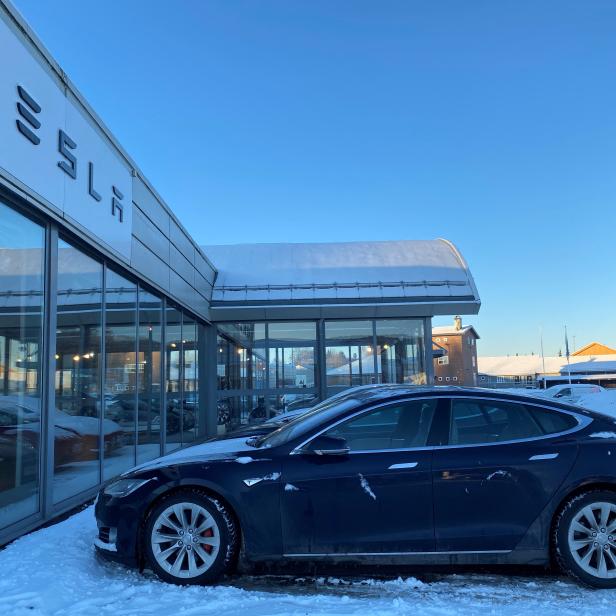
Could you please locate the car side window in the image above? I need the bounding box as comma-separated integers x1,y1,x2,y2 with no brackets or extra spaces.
324,399,437,451
529,406,578,434
449,399,543,446
555,388,571,398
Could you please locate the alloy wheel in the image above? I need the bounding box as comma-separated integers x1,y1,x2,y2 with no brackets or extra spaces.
150,502,221,579
568,501,616,579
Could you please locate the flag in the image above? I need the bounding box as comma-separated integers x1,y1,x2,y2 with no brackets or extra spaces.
565,326,570,360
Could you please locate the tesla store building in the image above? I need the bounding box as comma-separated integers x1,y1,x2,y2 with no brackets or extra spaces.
0,0,480,545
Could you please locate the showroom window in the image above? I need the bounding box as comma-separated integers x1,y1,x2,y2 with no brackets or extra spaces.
325,320,375,392
136,289,163,464
54,239,103,504
324,319,427,395
102,269,137,481
0,201,45,528
165,305,183,453
164,306,200,453
268,322,316,389
182,316,198,445
216,318,428,435
216,322,317,433
375,319,426,385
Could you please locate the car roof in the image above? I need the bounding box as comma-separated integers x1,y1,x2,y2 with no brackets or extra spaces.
337,384,605,420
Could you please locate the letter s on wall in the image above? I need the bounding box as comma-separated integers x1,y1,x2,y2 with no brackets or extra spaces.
58,130,77,179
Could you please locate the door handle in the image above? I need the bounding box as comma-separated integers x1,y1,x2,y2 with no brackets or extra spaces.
388,462,418,470
529,453,559,461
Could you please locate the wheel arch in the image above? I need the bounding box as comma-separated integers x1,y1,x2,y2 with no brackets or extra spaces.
549,479,616,550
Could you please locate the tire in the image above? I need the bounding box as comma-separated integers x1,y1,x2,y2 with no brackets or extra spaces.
553,490,616,588
143,489,238,585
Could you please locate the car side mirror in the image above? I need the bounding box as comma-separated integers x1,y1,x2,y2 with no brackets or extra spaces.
302,435,350,456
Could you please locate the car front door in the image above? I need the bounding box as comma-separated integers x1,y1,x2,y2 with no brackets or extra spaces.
433,397,581,552
281,397,442,556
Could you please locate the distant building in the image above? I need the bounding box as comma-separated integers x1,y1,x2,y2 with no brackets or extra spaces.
572,342,616,356
478,351,616,389
432,316,480,386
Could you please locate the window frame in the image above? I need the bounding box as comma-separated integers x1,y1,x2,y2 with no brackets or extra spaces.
439,396,589,449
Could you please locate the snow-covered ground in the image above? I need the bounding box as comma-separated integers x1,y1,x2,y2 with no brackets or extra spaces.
1,505,616,616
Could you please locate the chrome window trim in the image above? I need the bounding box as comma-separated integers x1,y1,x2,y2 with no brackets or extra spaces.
289,394,592,456
283,549,511,558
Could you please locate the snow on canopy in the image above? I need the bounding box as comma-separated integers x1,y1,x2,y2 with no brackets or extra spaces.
203,239,479,304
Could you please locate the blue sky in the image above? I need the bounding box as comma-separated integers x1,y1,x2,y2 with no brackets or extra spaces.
13,0,616,356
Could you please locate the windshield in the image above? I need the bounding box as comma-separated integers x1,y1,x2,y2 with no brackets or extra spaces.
256,393,364,448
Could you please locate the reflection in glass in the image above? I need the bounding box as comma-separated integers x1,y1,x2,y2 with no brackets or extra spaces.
216,323,266,389
325,320,375,390
269,347,315,388
217,395,258,430
165,306,182,453
182,317,198,445
137,289,162,464
376,319,426,385
54,240,106,503
103,270,137,480
268,322,316,389
0,202,44,527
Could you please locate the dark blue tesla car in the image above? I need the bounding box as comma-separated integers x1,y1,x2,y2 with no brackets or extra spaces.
94,385,616,588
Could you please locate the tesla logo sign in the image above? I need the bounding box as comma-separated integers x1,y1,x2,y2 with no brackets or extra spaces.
16,85,41,144
15,84,125,224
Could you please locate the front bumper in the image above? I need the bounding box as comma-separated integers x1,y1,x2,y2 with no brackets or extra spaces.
93,491,142,567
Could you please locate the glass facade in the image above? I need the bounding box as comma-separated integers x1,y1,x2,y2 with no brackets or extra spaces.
0,202,44,527
216,322,318,433
103,270,137,481
136,290,163,465
0,198,433,540
0,198,206,534
54,240,104,503
325,319,427,396
216,318,427,434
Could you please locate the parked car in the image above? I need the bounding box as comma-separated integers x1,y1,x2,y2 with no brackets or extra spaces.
539,384,605,403
0,432,38,491
0,400,84,466
0,396,124,461
95,385,616,588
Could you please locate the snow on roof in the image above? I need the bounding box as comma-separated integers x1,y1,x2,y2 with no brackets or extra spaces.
203,239,479,305
432,325,479,338
478,354,616,377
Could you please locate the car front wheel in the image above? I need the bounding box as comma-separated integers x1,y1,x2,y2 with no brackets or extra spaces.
144,489,238,585
554,490,616,588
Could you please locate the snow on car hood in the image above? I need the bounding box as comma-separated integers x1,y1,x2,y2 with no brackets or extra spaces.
55,412,120,437
125,437,255,475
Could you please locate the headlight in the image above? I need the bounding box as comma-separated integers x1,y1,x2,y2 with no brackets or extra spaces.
103,478,152,498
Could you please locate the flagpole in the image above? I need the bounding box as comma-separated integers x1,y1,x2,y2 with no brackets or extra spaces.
565,325,572,385
540,327,546,389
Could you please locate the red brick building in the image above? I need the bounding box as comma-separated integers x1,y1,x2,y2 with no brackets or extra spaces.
432,316,480,386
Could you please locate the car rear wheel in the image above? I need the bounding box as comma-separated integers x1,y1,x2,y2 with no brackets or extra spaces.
144,489,238,585
554,490,616,588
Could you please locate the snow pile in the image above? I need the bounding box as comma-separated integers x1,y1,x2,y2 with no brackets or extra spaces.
1,506,616,615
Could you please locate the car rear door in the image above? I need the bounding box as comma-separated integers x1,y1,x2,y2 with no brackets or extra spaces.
432,396,581,552
281,397,442,556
